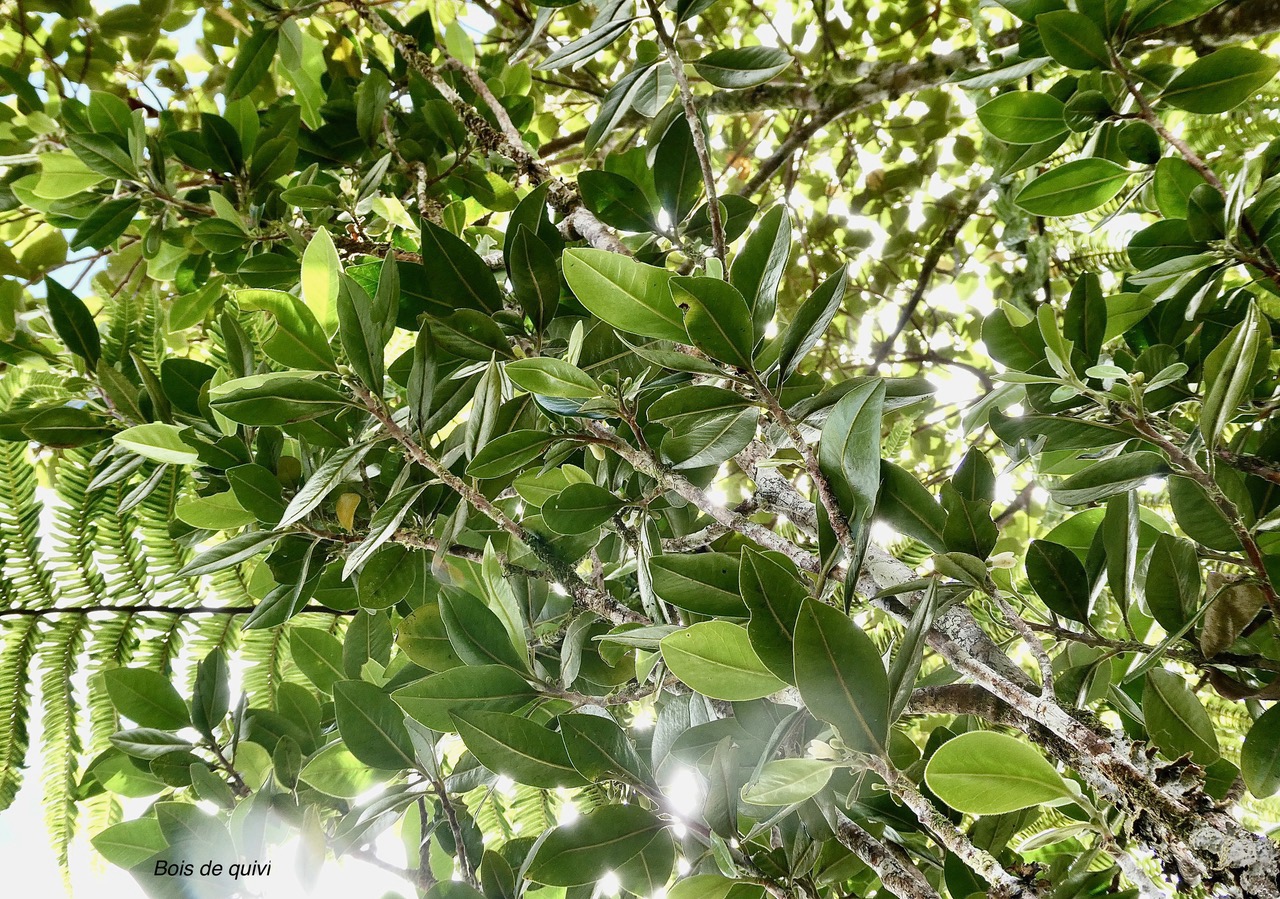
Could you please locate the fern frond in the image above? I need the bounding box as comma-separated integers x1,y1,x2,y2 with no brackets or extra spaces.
0,616,41,811
47,450,107,607
240,625,287,707
0,440,59,608
39,616,87,879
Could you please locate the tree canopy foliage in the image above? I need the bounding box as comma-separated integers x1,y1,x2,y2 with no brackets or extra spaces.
2,0,1280,897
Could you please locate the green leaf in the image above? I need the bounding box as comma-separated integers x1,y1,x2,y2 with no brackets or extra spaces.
655,117,701,223
64,132,137,180
113,423,199,466
543,483,626,534
337,276,384,390
505,358,601,399
579,171,658,232
1145,534,1201,633
741,758,836,806
103,669,190,730
525,804,664,886
1035,11,1111,69
660,621,787,701
694,47,793,89
333,680,417,770
21,406,113,448
1026,540,1091,623
191,650,230,738
793,599,889,754
732,205,791,339
977,92,1068,144
1049,451,1168,505
507,225,561,331
439,588,528,671
672,276,755,369
1201,302,1268,451
466,430,556,479
155,801,234,857
343,483,430,578
1168,476,1239,551
1104,491,1139,614
925,731,1074,814
818,379,885,516
649,385,759,469
1015,159,1130,216
278,443,371,528
407,321,438,429
210,373,347,425
563,249,683,341
91,819,167,868
650,552,748,617
413,221,504,315
394,665,536,731
1143,669,1220,764
395,601,462,672
451,710,587,788
70,196,139,251
227,463,287,524
45,279,101,368
557,712,649,782
774,268,845,383
430,309,513,361
1162,48,1279,114
299,742,382,798
108,728,193,759
1128,0,1223,31
226,26,279,100
237,289,338,372
288,628,345,695
1241,705,1280,798
179,530,279,578
740,548,806,682
877,461,948,552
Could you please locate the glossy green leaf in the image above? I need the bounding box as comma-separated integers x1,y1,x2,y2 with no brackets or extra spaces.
740,758,836,806
793,599,888,754
660,621,786,701
563,249,683,341
103,669,190,730
451,710,586,788
1015,159,1130,216
977,92,1067,143
333,680,417,770
672,276,755,369
694,47,793,89
1143,669,1220,764
1036,11,1111,69
650,552,748,617
395,665,537,733
45,279,101,368
505,358,601,399
925,731,1073,814
1163,48,1280,114
525,804,664,886
819,379,885,517
467,431,556,479
1241,705,1280,798
1026,540,1091,622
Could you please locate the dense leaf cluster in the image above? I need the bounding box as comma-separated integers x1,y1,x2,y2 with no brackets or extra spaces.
2,0,1280,898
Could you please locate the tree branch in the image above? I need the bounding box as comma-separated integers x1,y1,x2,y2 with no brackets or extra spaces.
645,0,727,264
832,810,943,899
350,1,629,255
351,382,644,624
872,181,993,365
